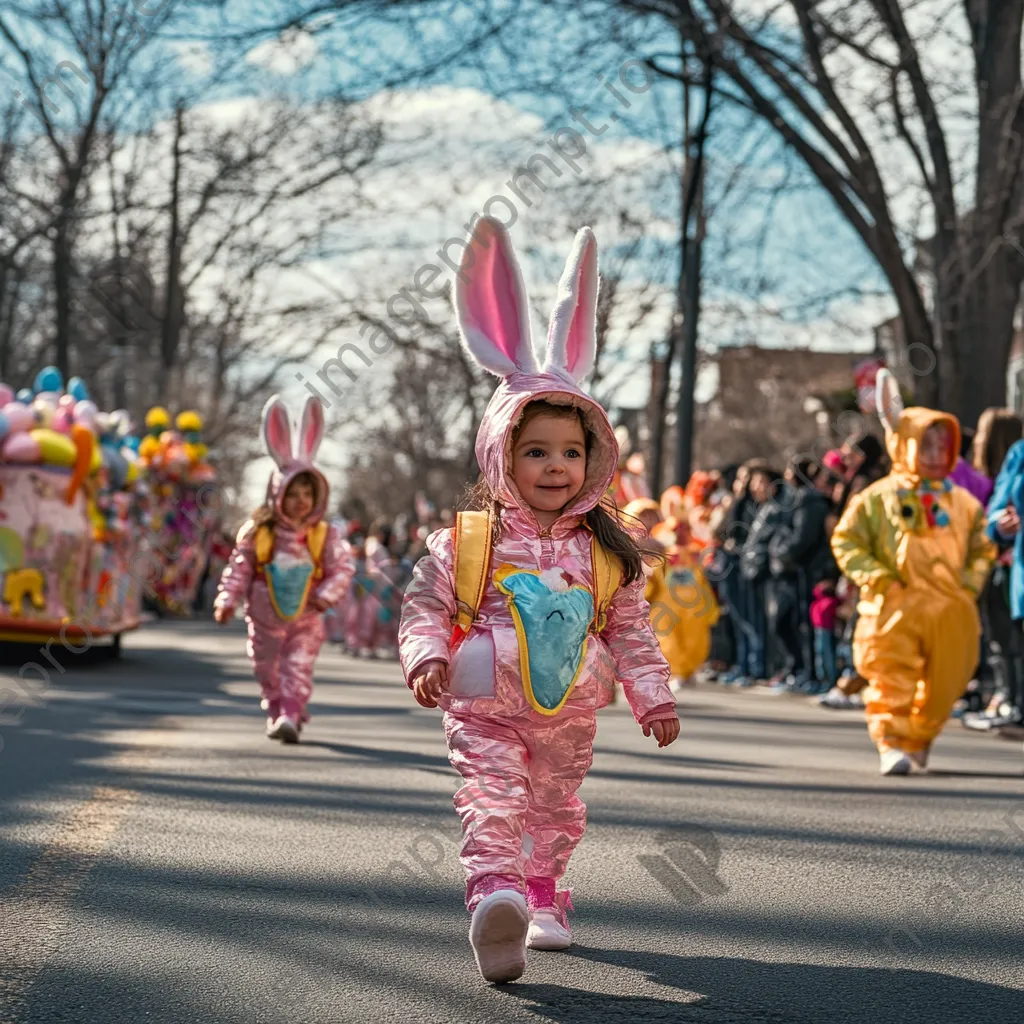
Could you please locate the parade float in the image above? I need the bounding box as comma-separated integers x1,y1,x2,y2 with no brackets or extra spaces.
136,406,219,616
0,367,220,648
0,368,145,649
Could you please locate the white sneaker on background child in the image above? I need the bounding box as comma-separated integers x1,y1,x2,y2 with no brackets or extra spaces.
879,748,912,775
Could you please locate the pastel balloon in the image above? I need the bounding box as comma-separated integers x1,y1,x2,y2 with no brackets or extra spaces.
33,366,63,394
52,408,74,434
34,391,59,410
2,402,34,433
74,400,98,428
89,444,102,473
32,402,54,428
67,376,90,401
2,432,41,463
0,411,8,443
31,427,78,467
0,384,12,407
16,388,33,404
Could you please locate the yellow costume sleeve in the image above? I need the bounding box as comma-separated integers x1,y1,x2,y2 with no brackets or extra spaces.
831,490,900,598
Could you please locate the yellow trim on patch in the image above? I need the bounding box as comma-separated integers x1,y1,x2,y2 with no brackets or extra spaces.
493,562,592,717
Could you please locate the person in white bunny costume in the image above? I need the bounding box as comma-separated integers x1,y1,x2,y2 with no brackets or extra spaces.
399,217,678,984
215,396,354,742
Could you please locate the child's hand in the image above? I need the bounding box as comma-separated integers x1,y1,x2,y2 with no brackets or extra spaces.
642,715,680,747
309,595,330,612
412,660,449,708
213,605,233,624
996,505,1020,538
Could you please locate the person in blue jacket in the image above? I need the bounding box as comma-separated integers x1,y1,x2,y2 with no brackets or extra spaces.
976,412,1024,733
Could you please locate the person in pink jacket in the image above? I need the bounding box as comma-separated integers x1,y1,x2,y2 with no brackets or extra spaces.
215,395,353,743
398,216,679,985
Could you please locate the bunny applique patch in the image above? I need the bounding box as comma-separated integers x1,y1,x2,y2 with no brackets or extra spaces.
494,565,595,715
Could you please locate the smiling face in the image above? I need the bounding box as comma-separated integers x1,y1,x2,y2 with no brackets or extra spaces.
917,422,954,480
281,475,316,524
511,408,588,528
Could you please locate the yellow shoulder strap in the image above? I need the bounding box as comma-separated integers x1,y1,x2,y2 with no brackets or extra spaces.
307,521,328,568
255,524,274,566
590,534,622,632
453,509,494,632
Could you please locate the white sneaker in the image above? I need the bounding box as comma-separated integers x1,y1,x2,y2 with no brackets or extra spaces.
526,904,572,951
469,890,528,984
879,749,912,775
268,715,299,744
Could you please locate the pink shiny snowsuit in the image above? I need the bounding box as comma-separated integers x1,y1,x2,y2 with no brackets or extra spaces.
399,379,675,911
215,464,353,722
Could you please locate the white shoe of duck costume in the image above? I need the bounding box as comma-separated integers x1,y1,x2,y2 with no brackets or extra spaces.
215,395,354,734
397,216,677,979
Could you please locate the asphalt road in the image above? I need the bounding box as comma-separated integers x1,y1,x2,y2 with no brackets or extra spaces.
1,620,1022,1024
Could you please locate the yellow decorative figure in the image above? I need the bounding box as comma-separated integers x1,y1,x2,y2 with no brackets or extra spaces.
4,568,46,617
831,371,996,774
624,499,719,687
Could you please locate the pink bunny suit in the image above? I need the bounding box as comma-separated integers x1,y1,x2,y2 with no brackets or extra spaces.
398,217,675,913
215,399,353,723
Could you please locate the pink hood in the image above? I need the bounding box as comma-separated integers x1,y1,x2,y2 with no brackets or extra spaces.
476,376,618,529
457,216,618,527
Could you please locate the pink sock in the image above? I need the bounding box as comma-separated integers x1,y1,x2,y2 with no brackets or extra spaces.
526,876,556,909
466,873,524,912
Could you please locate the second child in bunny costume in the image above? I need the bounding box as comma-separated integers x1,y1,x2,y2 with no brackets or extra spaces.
831,371,995,775
399,217,678,984
215,396,353,742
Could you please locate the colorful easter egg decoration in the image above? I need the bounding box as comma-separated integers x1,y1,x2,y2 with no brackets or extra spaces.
67,376,90,401
73,399,98,430
3,432,41,463
32,400,54,429
16,388,33,404
33,366,63,395
31,427,78,467
2,402,34,434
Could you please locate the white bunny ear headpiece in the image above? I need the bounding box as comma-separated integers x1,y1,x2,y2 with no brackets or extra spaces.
261,395,293,469
876,368,904,433
543,226,599,384
455,216,538,377
297,396,325,463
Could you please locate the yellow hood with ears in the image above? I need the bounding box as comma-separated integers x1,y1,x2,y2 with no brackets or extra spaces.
886,406,961,485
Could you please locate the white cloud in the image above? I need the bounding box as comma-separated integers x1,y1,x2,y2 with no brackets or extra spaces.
169,41,214,76
244,29,319,76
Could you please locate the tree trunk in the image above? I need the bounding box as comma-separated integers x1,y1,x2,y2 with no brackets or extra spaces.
53,213,72,379
160,104,185,401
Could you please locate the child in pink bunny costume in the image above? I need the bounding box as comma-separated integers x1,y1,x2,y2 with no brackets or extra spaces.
398,217,678,984
215,396,353,742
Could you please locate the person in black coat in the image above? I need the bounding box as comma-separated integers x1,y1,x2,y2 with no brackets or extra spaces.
765,457,838,690
737,464,783,682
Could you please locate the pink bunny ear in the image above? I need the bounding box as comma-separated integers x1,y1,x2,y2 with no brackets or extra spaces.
298,396,324,463
261,396,293,469
544,227,599,383
454,216,538,377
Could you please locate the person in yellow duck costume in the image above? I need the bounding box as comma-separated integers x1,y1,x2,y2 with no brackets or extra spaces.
831,370,996,776
624,497,719,692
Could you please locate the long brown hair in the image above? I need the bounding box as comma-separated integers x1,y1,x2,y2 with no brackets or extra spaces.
463,400,653,584
973,408,1023,478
